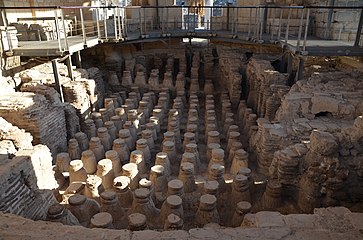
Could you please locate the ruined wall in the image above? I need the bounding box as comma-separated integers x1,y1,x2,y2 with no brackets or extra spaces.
246,58,289,120
218,47,244,106
19,62,104,134
276,71,363,122
1,207,363,239
0,92,67,158
0,143,57,220
242,61,363,210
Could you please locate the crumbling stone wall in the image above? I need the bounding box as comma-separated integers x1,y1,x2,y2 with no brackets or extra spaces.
246,58,288,120
0,145,57,220
276,71,363,122
218,47,244,106
0,92,67,158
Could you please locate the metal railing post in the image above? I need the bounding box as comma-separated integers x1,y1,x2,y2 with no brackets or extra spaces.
277,8,283,41
262,4,268,33
354,8,363,47
254,7,258,39
96,7,101,39
1,9,13,52
104,8,108,40
166,7,169,32
52,59,65,102
248,8,252,38
118,7,122,39
187,6,190,31
231,7,234,35
139,7,142,36
210,6,213,32
271,7,275,41
54,9,62,52
60,8,69,51
303,8,310,52
113,7,118,39
259,7,263,40
235,8,239,34
144,7,147,35
193,7,196,32
296,8,305,50
122,7,127,37
285,8,292,43
80,8,86,45
325,0,335,40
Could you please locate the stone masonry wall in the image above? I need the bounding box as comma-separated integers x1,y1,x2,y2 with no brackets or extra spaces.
0,92,67,158
0,146,57,220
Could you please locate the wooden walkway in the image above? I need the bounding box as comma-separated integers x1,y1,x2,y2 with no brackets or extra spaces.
13,36,99,57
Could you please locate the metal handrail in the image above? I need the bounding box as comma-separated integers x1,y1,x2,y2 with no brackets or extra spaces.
0,5,362,56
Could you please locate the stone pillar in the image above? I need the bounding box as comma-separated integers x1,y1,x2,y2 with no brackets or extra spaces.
81,150,97,175
112,138,130,165
68,139,81,160
131,188,160,228
122,163,141,191
100,190,128,229
84,175,103,203
75,132,89,152
113,176,133,209
68,194,100,227
195,194,219,227
90,212,113,229
97,159,115,190
69,160,87,184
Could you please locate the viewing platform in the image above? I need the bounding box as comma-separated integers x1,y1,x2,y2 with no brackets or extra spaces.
1,5,362,57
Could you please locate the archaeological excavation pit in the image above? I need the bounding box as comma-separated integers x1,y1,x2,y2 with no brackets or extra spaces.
1,2,363,239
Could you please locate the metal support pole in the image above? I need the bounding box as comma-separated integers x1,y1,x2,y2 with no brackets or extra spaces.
118,7,122,39
231,7,234,35
144,7,147,35
325,0,335,40
51,59,64,103
156,0,160,29
354,9,363,47
113,7,118,39
1,9,13,52
259,8,263,40
262,4,268,33
65,55,74,80
80,8,86,45
193,7,196,32
303,8,310,52
166,7,169,32
296,8,305,50
187,6,190,31
104,8,108,40
277,8,283,41
96,7,101,38
60,9,69,51
161,7,164,33
285,8,292,43
54,9,62,52
227,3,230,31
254,7,258,39
210,6,213,32
295,57,304,81
248,8,252,38
74,51,82,68
139,8,142,36
287,53,293,76
269,8,275,41
235,8,239,34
